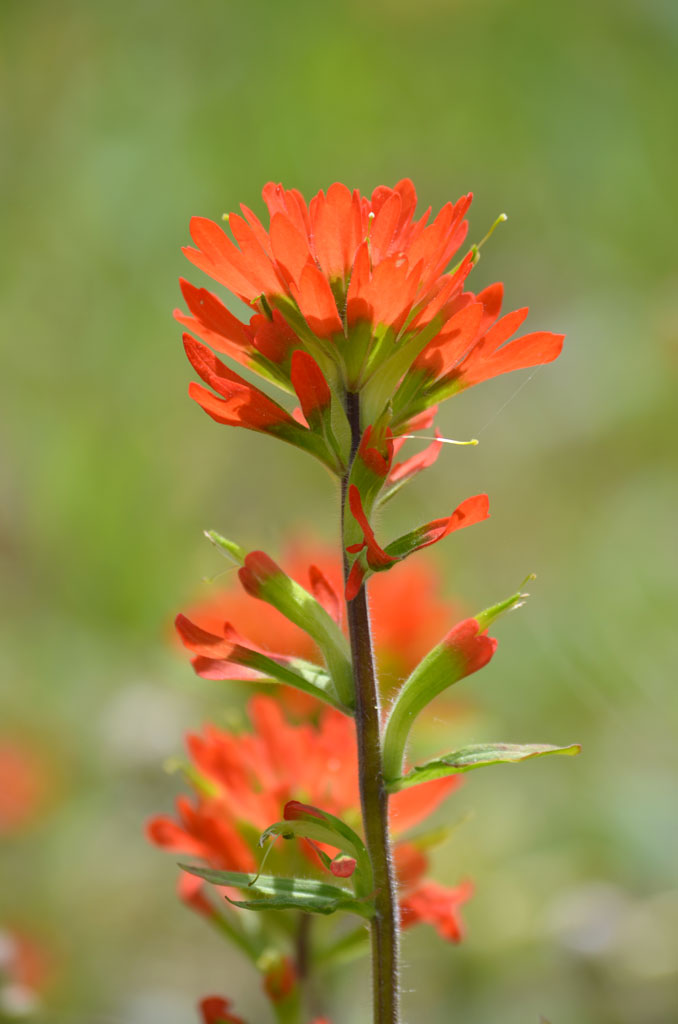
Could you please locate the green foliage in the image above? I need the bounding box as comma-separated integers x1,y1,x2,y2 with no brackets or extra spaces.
180,865,374,918
387,743,581,792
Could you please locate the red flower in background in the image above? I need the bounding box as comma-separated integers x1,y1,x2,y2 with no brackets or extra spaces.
0,739,50,836
0,928,53,1016
148,695,468,941
395,843,472,942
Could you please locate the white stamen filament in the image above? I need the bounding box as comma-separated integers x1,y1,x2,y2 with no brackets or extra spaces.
400,434,479,446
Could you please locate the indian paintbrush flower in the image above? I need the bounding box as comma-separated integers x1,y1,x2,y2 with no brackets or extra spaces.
155,180,576,1024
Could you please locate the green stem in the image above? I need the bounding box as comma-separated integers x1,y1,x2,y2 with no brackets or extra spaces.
342,391,400,1024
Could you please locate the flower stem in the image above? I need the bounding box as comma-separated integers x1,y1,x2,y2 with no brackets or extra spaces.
342,391,400,1024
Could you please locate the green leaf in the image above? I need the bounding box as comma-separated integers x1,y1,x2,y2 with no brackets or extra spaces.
180,865,374,918
387,743,582,791
382,583,534,782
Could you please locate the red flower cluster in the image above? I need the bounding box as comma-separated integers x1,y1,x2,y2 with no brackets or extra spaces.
177,180,563,467
148,694,467,943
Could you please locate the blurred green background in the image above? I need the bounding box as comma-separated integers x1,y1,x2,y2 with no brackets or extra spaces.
1,0,677,1021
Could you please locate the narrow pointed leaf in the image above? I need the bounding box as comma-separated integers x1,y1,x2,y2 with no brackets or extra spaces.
180,865,374,918
388,743,581,792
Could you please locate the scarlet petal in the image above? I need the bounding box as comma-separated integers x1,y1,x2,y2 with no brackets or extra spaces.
367,255,420,330
475,282,504,332
416,302,484,378
290,350,331,421
187,379,294,433
472,307,530,359
369,191,402,262
228,212,284,297
347,486,394,570
464,331,565,386
175,614,235,659
312,182,362,279
199,996,246,1024
417,493,490,549
262,182,311,239
345,559,366,602
399,879,473,943
179,279,250,348
185,217,256,300
269,213,311,285
308,564,341,624
292,263,344,338
146,815,206,856
184,335,250,398
345,241,372,327
389,431,443,485
251,310,297,365
357,425,394,478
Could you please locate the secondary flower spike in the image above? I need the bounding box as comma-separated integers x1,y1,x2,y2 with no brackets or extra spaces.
178,181,564,470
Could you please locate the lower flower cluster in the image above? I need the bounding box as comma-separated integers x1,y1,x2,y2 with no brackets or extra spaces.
148,695,471,939
148,548,474,1022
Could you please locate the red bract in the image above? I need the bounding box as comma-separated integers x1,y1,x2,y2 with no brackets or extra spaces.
177,181,564,467
345,487,490,600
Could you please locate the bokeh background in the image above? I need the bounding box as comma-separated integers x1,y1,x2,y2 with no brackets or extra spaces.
1,0,677,1021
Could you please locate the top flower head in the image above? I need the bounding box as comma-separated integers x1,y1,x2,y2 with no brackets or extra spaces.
177,181,564,471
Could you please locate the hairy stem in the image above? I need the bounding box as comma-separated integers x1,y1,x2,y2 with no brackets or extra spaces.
342,391,400,1024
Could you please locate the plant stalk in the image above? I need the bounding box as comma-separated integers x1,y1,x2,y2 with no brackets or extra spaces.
342,391,400,1024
